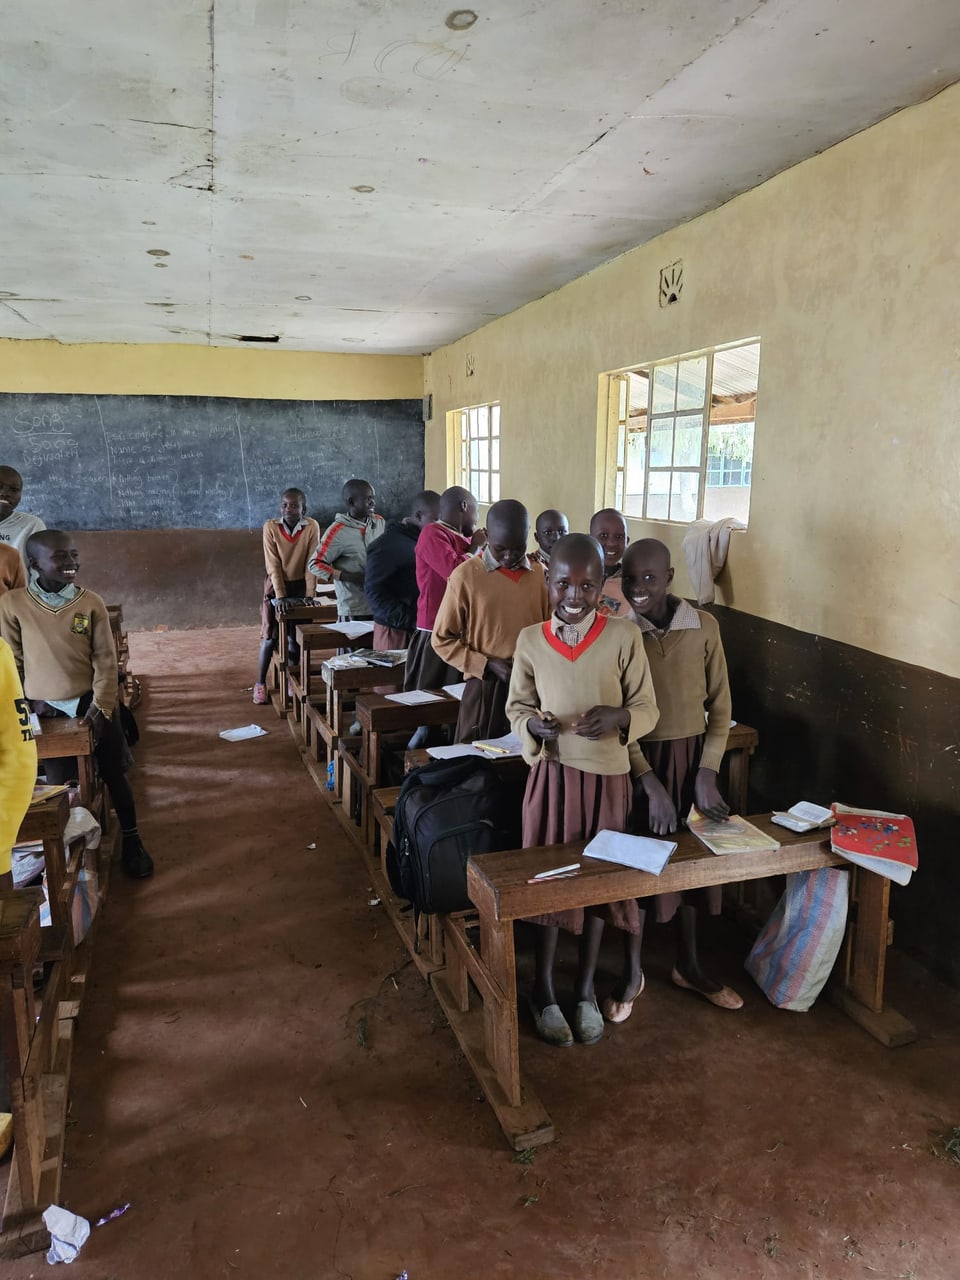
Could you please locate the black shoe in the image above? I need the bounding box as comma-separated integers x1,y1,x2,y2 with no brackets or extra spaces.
121,837,155,879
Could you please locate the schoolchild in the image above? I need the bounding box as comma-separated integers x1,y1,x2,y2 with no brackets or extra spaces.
0,531,153,878
403,486,486,694
433,499,548,742
506,533,659,1046
364,490,440,651
253,487,321,705
0,636,37,891
0,466,46,559
309,479,385,621
530,509,569,570
589,507,630,617
603,538,741,1023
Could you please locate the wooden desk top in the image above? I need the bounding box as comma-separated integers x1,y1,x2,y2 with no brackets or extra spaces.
34,716,95,758
0,888,44,960
355,691,461,730
322,663,405,691
295,623,374,649
727,722,759,750
467,816,844,923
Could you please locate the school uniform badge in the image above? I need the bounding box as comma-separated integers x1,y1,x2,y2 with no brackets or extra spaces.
71,613,91,636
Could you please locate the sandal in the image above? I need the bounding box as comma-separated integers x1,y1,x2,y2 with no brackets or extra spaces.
602,971,645,1023
671,967,743,1010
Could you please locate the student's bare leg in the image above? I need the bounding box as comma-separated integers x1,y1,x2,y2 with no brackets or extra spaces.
611,911,646,1002
533,925,560,1011
257,637,274,686
574,913,605,1002
674,900,722,995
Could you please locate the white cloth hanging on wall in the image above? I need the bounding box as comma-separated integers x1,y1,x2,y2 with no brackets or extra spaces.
681,516,745,605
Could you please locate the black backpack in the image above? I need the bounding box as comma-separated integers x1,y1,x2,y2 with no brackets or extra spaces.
386,757,519,921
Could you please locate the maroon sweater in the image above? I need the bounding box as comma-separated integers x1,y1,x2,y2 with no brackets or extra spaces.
415,522,472,630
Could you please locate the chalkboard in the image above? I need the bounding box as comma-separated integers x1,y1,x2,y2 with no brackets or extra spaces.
0,394,425,531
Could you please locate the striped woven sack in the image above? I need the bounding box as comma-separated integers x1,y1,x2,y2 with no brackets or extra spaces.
744,867,849,1012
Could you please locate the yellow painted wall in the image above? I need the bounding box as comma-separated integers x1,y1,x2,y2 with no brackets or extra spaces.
425,83,960,680
0,340,423,401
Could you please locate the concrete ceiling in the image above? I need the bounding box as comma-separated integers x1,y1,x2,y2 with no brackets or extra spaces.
2,1,958,355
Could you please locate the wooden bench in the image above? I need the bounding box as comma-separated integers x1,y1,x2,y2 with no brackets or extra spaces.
33,717,103,824
299,652,403,794
429,817,915,1149
15,792,84,963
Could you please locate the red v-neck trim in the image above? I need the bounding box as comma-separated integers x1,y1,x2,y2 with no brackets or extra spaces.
497,566,526,583
276,522,305,544
541,613,607,662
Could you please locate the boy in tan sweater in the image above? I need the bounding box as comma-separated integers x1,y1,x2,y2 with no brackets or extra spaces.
432,499,549,742
254,487,321,705
0,530,153,878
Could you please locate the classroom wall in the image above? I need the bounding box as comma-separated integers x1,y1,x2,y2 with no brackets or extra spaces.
0,342,425,629
424,83,960,981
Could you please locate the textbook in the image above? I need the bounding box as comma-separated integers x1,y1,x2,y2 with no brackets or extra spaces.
771,801,835,833
687,809,781,855
350,649,407,667
583,829,676,874
829,804,918,886
30,782,72,805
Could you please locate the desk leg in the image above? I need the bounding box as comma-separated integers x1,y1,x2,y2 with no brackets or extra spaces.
479,915,521,1108
831,869,916,1047
727,746,751,816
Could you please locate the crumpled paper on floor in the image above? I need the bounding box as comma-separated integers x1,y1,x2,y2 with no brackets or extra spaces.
43,1204,91,1264
219,724,269,742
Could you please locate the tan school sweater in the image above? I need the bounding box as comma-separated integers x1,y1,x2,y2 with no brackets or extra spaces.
634,607,732,773
431,557,549,679
506,614,659,776
262,517,321,600
0,586,118,714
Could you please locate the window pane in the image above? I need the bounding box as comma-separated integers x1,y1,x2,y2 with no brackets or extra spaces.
615,472,624,507
673,413,703,466
652,364,677,414
670,471,699,523
491,403,500,436
477,404,489,437
629,370,649,415
477,473,489,504
646,471,670,520
617,421,626,463
470,439,479,470
490,473,500,501
625,429,646,506
491,439,500,472
469,409,478,438
650,417,673,468
676,357,707,410
618,378,628,419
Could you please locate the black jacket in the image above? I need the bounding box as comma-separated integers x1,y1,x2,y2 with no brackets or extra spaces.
363,520,420,632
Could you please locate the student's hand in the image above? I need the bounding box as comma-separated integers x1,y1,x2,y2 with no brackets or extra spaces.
83,703,109,744
528,711,560,742
694,768,730,822
469,527,488,552
486,657,513,682
572,705,629,740
274,597,293,616
338,569,365,586
637,772,678,835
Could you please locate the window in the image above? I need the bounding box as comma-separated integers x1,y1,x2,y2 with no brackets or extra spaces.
451,402,500,504
604,339,760,526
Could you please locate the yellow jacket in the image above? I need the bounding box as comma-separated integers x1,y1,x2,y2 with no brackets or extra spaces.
0,636,37,875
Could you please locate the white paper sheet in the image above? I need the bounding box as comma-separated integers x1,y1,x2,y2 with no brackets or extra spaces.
442,682,469,701
425,743,485,760
583,828,676,874
472,732,523,756
323,655,370,670
385,690,445,705
219,724,269,741
323,620,376,638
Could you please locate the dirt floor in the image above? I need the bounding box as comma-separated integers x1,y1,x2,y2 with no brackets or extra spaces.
5,626,960,1279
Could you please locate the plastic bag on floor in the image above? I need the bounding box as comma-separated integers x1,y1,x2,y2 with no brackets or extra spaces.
745,867,849,1012
43,1204,90,1264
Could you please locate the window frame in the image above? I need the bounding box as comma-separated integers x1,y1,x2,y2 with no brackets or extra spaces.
601,338,760,525
450,400,501,505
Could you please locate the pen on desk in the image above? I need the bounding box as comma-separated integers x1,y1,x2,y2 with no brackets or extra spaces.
475,742,511,755
528,862,581,883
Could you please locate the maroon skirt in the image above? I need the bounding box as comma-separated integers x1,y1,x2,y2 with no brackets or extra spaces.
636,735,722,924
522,761,642,936
456,673,510,744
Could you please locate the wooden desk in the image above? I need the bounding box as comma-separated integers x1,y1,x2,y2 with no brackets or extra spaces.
33,717,100,817
270,600,339,713
299,653,403,786
723,722,759,814
15,793,79,961
432,817,914,1149
356,692,461,792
